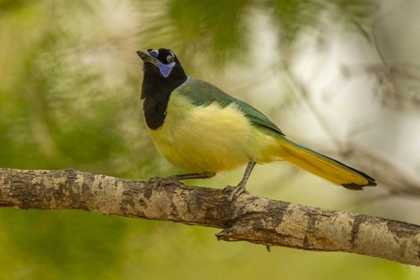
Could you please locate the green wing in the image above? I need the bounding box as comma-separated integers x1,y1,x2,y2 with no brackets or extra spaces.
176,77,285,136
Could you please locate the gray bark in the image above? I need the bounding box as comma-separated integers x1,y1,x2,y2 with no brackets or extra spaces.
0,168,419,266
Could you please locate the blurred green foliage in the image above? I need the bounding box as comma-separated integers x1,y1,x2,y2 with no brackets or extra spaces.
0,0,417,279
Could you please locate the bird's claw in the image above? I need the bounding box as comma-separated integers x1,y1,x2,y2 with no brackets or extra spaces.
148,176,161,182
224,183,248,202
149,175,180,187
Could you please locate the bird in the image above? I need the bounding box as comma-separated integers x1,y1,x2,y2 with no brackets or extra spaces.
136,48,376,200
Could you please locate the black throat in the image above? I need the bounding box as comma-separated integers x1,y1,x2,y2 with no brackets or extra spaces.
141,63,187,130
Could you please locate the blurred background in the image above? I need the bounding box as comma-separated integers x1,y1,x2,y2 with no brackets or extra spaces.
1,0,420,279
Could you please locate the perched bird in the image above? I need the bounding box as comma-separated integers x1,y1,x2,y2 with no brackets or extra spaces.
137,48,376,199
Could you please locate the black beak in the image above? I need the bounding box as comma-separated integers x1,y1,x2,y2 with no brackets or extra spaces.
136,50,160,67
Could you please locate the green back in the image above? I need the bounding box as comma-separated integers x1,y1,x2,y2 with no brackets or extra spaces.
175,77,285,136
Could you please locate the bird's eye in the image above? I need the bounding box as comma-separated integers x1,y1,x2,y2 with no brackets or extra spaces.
148,49,159,58
166,55,174,64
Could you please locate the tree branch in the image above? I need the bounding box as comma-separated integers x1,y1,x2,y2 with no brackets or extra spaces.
0,168,419,266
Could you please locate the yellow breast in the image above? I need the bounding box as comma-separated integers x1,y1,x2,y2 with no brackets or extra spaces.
146,93,279,174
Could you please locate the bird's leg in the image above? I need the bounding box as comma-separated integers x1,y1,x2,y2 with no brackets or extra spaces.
225,161,256,201
150,172,215,187
172,173,215,180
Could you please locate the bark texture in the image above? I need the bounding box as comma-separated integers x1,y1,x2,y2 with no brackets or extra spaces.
0,168,419,266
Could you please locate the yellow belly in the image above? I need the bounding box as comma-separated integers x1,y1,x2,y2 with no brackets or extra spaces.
146,93,279,174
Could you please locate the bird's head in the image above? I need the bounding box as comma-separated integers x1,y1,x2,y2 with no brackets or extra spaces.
137,48,187,101
137,48,186,79
137,48,188,129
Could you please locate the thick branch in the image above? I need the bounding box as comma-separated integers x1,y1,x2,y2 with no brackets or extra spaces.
0,168,419,266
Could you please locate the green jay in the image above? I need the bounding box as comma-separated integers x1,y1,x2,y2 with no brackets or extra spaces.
137,48,376,199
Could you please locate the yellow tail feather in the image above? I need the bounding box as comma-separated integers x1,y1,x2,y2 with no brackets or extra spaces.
278,139,376,189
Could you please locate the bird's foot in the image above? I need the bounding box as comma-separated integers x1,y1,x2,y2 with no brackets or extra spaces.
149,173,215,188
224,162,255,202
149,175,182,187
224,182,248,202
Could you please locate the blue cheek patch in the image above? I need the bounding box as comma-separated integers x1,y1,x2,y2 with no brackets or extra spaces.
158,62,175,78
